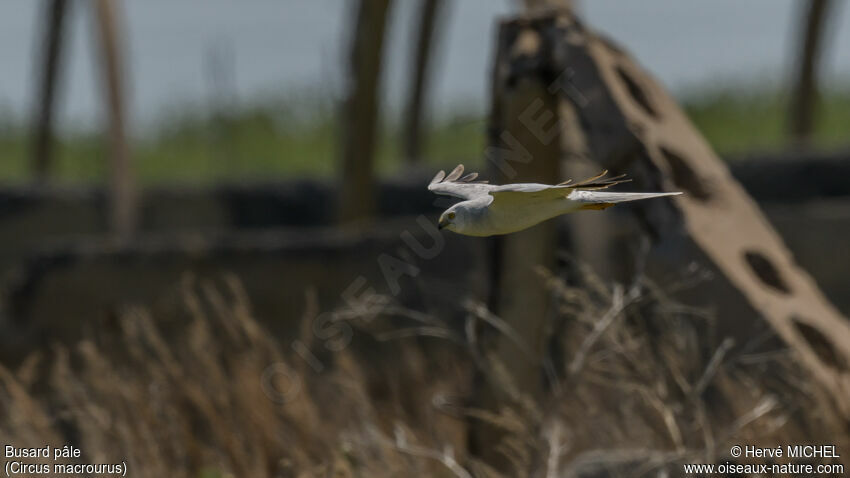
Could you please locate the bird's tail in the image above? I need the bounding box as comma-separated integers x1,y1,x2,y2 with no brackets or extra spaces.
569,190,682,210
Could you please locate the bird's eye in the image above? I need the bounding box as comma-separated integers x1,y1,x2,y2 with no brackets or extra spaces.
448,212,456,220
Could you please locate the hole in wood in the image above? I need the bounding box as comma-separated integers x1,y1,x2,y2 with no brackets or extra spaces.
792,317,847,371
659,146,712,201
615,65,658,119
743,250,791,294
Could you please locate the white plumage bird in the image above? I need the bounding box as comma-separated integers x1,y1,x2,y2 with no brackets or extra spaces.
429,165,682,237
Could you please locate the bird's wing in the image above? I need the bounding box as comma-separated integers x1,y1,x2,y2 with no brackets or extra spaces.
567,190,682,208
428,164,493,200
488,183,574,205
488,170,632,206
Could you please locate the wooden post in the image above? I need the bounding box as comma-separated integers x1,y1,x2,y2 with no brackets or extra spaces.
788,0,835,147
93,0,135,240
473,22,563,460
339,0,394,224
403,0,444,164
31,0,70,182
488,23,564,401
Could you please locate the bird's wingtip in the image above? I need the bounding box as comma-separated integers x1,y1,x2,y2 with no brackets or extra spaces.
445,164,465,182
430,170,446,185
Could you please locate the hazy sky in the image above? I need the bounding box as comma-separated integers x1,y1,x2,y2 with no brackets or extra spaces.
0,0,848,133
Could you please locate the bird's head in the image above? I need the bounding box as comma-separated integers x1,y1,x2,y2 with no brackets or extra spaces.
438,204,466,232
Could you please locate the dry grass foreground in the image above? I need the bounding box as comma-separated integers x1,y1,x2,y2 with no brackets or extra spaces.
1,265,847,477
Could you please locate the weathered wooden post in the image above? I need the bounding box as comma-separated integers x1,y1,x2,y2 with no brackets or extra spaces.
31,0,70,182
473,8,572,461
339,0,394,224
486,25,562,398
403,0,445,164
788,0,835,147
93,0,136,240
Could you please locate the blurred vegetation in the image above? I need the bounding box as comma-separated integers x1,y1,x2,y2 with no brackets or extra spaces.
685,84,850,153
0,84,848,185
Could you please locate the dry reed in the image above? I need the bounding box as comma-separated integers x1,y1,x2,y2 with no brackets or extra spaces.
1,266,845,477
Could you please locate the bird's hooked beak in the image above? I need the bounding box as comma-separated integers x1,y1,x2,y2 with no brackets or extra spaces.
437,217,449,230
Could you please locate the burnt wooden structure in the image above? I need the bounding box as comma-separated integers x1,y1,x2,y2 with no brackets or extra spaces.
486,12,850,419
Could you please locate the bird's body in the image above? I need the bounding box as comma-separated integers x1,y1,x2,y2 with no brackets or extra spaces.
446,187,576,236
429,165,682,237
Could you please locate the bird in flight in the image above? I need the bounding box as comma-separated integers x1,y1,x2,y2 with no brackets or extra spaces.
429,165,681,236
